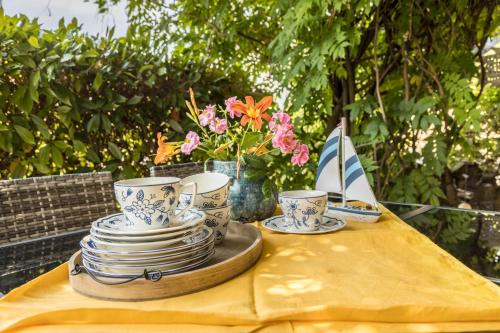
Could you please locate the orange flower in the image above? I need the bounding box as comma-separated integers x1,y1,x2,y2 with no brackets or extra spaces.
232,96,272,130
154,132,180,165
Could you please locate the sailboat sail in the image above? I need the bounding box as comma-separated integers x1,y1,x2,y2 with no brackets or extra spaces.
343,137,378,207
315,126,342,193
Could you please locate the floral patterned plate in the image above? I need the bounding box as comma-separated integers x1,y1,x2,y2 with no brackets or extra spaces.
83,249,215,278
82,244,215,275
261,213,346,234
80,227,214,259
84,226,213,252
92,208,205,236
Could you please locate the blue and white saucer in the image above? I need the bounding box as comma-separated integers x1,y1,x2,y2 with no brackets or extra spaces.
261,213,346,234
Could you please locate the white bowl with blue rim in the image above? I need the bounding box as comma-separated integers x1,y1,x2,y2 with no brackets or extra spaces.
178,173,230,209
179,205,231,245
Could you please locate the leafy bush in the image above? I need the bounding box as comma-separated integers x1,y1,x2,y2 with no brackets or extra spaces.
0,10,253,179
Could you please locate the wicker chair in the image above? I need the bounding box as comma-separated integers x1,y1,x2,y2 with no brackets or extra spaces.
0,172,118,245
150,161,212,178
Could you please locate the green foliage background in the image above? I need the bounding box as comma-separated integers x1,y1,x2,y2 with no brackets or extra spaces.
0,10,252,179
1,1,499,209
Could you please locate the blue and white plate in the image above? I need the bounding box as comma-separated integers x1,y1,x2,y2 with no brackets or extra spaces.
83,249,215,278
92,208,205,236
81,225,213,253
261,213,346,234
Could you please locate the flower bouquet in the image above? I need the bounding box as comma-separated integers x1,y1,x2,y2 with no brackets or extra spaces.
155,88,309,221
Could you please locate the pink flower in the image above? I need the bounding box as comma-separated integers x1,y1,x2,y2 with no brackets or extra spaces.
181,131,200,155
225,97,242,118
272,127,298,154
269,111,291,132
209,117,227,134
291,144,309,166
198,105,215,126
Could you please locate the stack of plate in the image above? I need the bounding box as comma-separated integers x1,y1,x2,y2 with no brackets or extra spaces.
80,209,215,278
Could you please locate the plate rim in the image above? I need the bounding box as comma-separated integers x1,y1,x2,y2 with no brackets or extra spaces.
261,214,346,234
92,209,206,236
80,226,214,254
83,249,216,278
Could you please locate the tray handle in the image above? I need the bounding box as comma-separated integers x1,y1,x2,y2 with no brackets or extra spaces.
71,264,163,285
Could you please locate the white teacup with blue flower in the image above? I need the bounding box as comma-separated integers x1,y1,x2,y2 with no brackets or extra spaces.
114,177,197,231
279,190,328,232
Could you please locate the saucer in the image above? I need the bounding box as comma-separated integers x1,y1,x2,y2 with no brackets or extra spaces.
92,208,205,236
261,214,346,234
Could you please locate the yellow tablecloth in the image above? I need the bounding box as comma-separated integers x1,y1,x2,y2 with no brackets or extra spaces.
1,206,499,333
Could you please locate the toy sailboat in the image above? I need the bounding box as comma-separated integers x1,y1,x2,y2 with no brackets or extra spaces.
316,117,382,223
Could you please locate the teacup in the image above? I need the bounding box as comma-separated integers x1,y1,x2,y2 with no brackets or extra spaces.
179,173,230,209
178,204,231,245
279,190,328,232
114,177,197,231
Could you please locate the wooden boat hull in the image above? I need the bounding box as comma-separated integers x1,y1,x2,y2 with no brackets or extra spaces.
327,205,381,223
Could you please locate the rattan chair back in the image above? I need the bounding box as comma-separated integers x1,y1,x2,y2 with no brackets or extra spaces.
0,172,118,245
149,161,211,179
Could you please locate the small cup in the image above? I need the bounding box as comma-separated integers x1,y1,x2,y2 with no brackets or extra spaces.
114,177,197,231
279,190,327,232
179,173,230,209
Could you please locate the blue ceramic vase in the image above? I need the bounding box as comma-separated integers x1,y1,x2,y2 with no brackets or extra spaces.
212,160,277,223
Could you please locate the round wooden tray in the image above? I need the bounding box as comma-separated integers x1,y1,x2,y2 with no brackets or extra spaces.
68,222,262,301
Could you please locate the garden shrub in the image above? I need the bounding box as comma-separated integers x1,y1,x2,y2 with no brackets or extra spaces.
0,10,253,179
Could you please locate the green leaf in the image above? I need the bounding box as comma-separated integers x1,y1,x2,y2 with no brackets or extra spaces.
39,145,51,164
73,139,86,152
243,155,267,169
12,85,33,114
30,70,41,91
86,149,101,163
108,142,123,160
51,146,63,167
168,119,183,133
93,72,103,91
241,132,262,150
244,168,266,181
14,125,35,145
30,114,50,139
53,140,69,150
28,36,40,48
127,95,143,105
86,114,101,132
101,114,112,133
33,162,51,174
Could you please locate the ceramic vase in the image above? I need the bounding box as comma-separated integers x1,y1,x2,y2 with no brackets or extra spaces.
211,160,277,223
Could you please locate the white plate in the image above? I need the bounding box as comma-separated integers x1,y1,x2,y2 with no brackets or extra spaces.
90,223,203,243
81,229,214,259
92,209,205,236
83,249,215,278
82,240,215,264
261,214,346,234
82,244,215,275
82,226,213,252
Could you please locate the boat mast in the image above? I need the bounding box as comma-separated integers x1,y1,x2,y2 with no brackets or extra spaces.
341,117,347,207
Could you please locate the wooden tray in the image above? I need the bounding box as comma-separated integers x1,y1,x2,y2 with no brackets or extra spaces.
68,222,262,301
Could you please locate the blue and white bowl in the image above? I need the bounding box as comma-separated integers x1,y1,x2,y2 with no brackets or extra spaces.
189,205,231,245
179,173,230,209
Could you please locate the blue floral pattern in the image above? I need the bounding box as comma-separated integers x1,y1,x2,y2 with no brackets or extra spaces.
122,188,175,225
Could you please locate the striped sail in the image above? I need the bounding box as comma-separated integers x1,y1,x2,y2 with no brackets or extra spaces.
315,127,342,193
343,136,378,206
